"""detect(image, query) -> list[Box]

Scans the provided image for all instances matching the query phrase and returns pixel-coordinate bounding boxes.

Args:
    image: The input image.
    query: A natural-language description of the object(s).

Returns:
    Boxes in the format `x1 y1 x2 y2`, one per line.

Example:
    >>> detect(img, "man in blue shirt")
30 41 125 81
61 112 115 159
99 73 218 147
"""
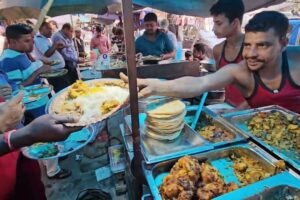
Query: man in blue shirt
135 13 175 60
0 24 51 117
0 24 72 180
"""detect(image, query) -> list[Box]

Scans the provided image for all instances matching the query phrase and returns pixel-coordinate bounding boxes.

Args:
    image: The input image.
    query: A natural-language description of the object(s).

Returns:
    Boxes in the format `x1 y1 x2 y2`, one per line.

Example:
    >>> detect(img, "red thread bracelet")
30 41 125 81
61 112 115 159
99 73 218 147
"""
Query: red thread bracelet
4 130 15 150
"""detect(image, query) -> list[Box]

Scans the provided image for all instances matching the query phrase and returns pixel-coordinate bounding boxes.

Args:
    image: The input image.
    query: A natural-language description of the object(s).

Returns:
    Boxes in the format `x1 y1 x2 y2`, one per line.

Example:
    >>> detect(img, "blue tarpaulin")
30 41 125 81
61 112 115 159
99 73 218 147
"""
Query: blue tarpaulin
0 0 285 20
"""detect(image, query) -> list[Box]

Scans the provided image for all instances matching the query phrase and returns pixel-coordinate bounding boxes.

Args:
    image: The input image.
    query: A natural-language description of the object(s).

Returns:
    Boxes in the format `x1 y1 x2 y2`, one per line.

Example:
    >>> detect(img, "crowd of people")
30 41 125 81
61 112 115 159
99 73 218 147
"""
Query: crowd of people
0 0 300 199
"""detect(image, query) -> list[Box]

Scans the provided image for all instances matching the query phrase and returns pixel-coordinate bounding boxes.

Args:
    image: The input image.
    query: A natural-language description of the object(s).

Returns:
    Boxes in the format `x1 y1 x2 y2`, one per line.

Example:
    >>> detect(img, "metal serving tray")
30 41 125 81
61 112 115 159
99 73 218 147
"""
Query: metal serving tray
215 172 300 200
245 184 300 200
185 106 248 148
143 143 279 200
222 105 300 171
124 114 212 164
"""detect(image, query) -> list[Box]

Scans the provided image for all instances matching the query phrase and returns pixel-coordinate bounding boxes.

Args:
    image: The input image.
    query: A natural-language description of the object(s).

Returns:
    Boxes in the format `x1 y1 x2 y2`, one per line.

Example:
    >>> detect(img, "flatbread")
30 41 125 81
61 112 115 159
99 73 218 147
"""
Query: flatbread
147 100 186 118
48 79 129 126
145 128 181 141
147 121 185 134
147 111 186 125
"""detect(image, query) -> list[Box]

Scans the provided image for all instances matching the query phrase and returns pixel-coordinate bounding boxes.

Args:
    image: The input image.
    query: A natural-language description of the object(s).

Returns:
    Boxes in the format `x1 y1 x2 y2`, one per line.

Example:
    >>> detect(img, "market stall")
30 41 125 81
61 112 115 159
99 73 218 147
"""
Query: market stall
1 0 299 200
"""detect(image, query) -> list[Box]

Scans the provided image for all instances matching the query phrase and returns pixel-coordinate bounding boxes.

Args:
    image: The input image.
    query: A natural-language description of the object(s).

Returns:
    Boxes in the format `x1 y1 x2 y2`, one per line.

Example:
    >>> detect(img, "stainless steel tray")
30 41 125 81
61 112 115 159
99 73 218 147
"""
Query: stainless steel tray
125 114 212 164
222 105 300 171
215 172 300 200
245 184 300 200
143 143 280 200
185 106 248 147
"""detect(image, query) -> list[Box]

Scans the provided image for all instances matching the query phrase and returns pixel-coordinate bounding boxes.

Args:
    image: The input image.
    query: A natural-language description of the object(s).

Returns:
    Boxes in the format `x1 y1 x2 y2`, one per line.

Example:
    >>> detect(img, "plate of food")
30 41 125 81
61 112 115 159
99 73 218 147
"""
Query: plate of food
14 84 53 104
141 55 162 65
22 126 95 160
49 60 61 66
40 68 68 78
47 79 129 126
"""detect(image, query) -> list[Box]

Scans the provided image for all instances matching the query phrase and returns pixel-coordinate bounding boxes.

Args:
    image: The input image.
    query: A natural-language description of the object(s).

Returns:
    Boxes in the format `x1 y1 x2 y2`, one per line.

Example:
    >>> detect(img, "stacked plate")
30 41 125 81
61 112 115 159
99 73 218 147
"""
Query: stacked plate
145 100 186 140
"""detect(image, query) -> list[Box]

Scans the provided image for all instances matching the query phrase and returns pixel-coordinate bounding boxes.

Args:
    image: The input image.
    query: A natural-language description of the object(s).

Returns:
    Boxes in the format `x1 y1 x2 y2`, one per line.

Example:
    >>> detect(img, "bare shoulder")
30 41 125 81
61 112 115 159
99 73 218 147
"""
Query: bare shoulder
226 61 252 90
213 41 225 67
213 41 224 56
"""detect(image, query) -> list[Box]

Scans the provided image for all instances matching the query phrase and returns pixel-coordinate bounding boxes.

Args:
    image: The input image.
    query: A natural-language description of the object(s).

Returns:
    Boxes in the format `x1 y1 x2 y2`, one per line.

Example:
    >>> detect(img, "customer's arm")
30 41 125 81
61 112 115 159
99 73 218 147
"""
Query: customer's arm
0 114 81 156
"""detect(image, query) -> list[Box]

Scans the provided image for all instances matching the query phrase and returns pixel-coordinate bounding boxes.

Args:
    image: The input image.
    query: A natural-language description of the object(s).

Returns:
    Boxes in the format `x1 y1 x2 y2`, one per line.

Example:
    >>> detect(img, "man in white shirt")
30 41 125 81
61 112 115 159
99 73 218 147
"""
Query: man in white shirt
34 22 65 69
34 21 69 91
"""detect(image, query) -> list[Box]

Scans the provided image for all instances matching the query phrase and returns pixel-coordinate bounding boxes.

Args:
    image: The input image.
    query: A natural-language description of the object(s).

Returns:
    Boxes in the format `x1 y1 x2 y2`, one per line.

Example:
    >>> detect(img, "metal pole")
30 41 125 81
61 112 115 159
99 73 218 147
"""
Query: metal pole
121 0 144 199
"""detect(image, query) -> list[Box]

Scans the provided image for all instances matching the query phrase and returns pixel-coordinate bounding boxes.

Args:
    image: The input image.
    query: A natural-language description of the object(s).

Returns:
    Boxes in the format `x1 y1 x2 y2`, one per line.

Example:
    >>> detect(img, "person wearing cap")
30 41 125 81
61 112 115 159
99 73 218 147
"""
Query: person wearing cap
160 19 177 51
73 28 86 58
135 13 175 60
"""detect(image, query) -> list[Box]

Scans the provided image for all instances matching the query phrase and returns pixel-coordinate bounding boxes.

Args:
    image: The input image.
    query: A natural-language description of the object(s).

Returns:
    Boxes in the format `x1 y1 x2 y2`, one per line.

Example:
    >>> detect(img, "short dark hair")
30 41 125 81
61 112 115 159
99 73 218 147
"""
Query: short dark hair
193 43 206 53
39 21 49 30
245 11 289 39
62 23 72 30
6 23 33 40
210 0 245 23
185 50 192 58
144 13 158 23
115 28 123 36
96 25 103 33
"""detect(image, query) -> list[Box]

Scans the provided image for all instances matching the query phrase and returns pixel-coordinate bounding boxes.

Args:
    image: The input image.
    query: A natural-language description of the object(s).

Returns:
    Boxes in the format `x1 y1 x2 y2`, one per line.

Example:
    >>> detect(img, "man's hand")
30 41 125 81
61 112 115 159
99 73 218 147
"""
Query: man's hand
78 57 85 63
119 72 157 98
25 114 82 143
37 65 52 74
0 85 12 100
0 92 24 132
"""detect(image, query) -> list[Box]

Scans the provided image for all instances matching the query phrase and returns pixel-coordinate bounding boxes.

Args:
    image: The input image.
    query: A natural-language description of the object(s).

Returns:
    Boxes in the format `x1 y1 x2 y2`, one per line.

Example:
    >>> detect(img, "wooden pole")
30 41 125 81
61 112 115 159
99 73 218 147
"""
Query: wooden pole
34 0 54 32
121 0 144 199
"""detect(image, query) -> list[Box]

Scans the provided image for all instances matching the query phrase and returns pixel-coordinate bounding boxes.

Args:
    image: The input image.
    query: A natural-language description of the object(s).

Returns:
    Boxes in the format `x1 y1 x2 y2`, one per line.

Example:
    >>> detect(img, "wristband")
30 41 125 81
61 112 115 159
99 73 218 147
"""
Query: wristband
4 130 15 150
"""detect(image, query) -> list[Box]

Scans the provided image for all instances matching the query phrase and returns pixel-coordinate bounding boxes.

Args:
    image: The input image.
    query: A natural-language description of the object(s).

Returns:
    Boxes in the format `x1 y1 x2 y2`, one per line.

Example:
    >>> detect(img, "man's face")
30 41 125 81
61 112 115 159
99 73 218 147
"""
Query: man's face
75 30 81 38
40 23 52 38
10 34 34 53
193 49 205 60
144 21 158 35
243 28 285 71
212 14 235 38
64 28 73 39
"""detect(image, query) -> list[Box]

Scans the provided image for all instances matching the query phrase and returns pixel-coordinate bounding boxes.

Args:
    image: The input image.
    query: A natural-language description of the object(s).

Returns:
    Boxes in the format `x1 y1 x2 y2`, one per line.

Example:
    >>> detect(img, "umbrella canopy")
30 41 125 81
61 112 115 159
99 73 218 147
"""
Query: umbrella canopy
0 0 120 20
132 0 285 17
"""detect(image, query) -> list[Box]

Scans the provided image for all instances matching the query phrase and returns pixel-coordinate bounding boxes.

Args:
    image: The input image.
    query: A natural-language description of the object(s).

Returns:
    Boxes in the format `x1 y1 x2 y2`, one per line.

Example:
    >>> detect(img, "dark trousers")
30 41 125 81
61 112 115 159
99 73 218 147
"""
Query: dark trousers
47 72 70 93
65 61 79 85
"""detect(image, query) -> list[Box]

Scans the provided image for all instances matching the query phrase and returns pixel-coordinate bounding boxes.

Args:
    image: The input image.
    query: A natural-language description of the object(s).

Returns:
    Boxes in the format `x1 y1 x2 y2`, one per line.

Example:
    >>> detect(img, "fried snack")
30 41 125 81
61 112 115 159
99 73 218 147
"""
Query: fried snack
160 156 201 200
197 163 238 200
198 125 236 143
231 154 273 186
248 111 300 154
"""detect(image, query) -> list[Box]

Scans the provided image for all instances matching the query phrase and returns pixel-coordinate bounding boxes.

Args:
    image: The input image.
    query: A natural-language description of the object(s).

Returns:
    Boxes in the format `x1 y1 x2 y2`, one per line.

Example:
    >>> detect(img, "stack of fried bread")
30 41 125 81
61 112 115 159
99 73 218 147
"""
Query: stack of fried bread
145 100 186 140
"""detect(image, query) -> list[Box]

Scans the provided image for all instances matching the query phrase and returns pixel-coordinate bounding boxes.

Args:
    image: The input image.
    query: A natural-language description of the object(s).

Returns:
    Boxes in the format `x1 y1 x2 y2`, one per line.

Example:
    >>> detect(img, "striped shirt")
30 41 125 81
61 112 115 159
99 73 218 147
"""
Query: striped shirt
0 49 47 110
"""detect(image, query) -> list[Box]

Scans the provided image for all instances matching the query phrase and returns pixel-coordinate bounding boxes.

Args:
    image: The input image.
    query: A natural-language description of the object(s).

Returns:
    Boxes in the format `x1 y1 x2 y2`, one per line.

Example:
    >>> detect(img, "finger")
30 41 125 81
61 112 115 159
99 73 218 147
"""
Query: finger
119 72 128 83
53 114 80 124
120 72 147 88
138 87 152 99
9 91 24 105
